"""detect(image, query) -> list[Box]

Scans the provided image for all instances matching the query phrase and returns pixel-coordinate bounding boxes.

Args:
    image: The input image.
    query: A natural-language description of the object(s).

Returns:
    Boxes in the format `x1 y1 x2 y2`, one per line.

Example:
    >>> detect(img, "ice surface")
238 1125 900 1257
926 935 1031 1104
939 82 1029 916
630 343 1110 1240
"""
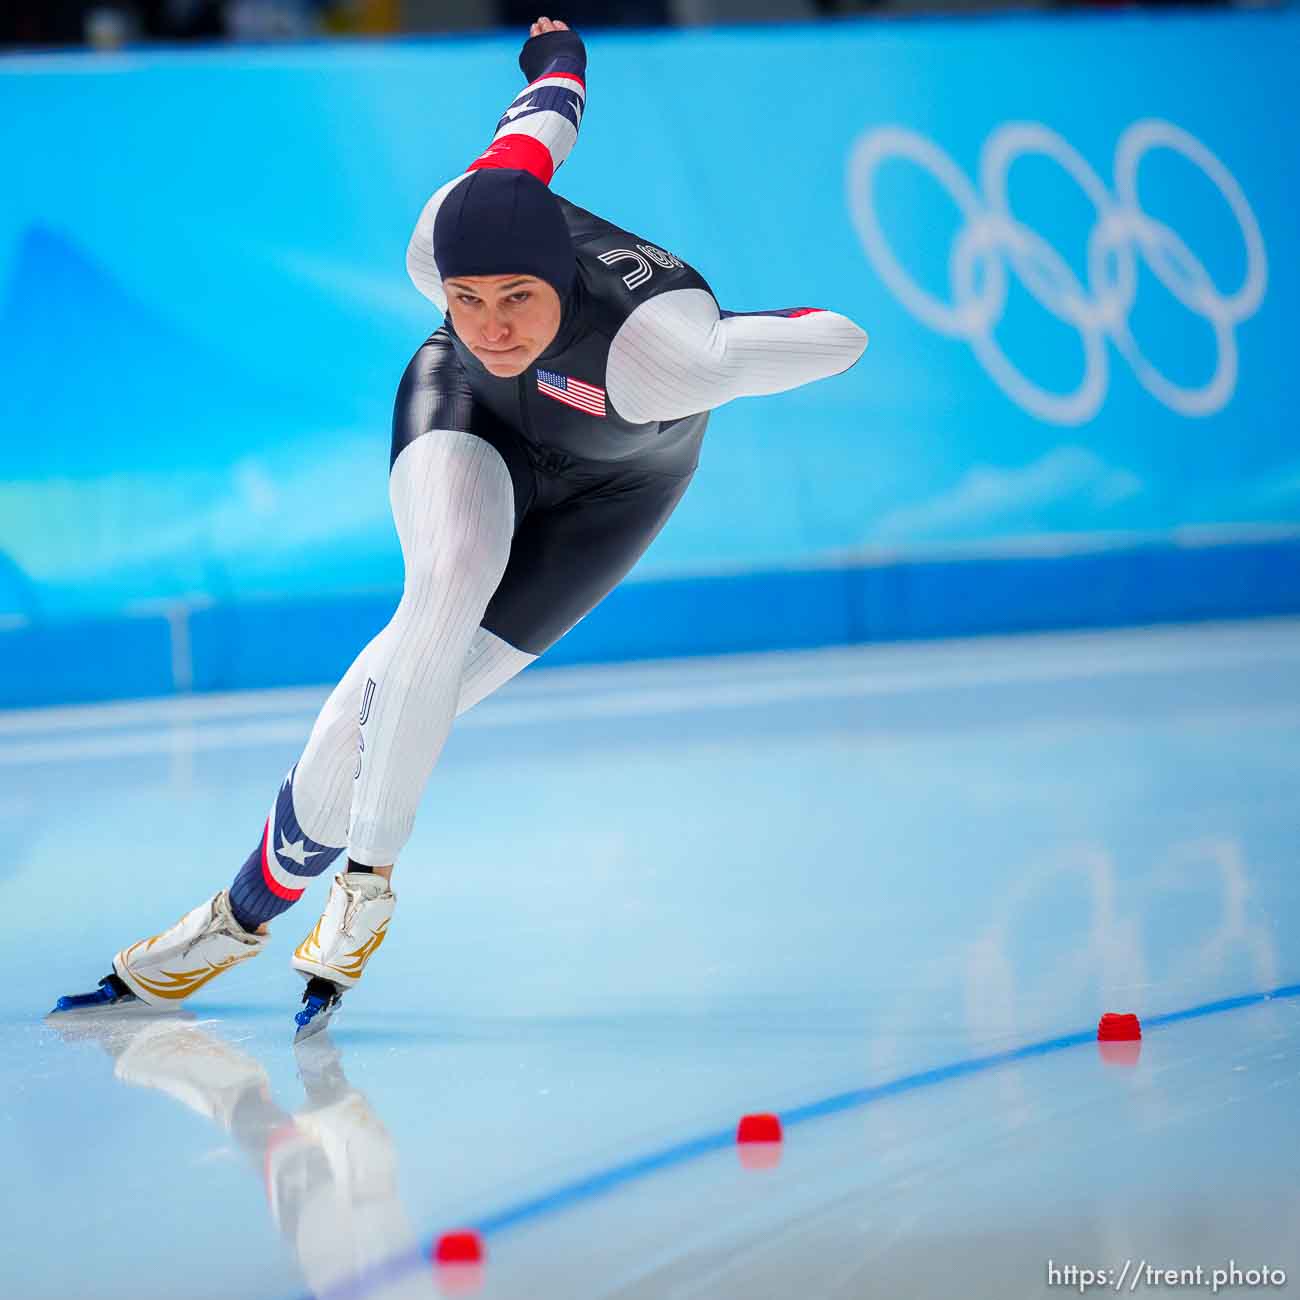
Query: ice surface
3 621 1298 1299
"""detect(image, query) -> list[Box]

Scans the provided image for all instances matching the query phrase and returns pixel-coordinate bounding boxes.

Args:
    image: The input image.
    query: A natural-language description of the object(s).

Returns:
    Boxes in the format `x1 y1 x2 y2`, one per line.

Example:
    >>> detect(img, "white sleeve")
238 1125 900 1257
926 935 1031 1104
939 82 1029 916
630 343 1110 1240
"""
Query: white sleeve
605 288 869 425
405 173 472 314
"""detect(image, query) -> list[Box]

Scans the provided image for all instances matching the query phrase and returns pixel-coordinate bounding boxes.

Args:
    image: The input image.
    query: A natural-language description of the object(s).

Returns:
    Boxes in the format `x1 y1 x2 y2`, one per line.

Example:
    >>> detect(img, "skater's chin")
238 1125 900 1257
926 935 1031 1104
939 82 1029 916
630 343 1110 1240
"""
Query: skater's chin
476 345 531 376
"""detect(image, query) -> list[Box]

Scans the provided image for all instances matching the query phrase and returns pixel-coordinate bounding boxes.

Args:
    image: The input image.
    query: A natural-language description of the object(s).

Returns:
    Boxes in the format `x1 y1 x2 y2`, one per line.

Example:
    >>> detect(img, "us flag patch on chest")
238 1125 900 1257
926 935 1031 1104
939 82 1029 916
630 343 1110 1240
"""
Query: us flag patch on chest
536 369 607 417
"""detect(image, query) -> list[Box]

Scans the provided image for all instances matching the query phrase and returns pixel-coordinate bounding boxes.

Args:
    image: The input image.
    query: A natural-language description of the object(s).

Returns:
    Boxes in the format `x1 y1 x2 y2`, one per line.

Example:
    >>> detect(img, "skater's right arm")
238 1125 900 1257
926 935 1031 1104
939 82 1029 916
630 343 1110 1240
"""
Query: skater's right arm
406 18 587 312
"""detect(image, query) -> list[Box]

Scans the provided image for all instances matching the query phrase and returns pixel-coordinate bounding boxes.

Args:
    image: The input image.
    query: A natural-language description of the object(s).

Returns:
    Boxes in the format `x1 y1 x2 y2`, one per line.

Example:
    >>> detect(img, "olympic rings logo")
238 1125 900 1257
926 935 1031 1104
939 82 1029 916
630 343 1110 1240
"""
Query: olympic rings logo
846 121 1268 424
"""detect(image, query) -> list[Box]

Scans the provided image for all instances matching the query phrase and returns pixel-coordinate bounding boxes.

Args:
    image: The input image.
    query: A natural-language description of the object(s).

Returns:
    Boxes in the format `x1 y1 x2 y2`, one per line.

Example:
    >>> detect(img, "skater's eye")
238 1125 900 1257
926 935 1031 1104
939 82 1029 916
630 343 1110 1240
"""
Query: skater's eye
507 291 531 304
455 293 482 306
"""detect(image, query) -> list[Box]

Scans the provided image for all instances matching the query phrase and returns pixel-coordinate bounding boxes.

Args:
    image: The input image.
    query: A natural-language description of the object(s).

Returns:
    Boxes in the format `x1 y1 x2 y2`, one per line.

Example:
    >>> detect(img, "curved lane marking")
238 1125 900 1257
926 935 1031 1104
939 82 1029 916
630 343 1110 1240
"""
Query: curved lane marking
305 981 1300 1300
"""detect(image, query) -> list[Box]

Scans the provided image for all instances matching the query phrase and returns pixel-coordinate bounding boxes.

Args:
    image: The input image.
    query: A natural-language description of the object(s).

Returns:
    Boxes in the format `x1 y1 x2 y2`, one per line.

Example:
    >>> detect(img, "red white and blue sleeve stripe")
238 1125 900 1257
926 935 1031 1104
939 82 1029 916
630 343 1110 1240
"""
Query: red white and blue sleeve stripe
406 53 587 309
469 57 586 185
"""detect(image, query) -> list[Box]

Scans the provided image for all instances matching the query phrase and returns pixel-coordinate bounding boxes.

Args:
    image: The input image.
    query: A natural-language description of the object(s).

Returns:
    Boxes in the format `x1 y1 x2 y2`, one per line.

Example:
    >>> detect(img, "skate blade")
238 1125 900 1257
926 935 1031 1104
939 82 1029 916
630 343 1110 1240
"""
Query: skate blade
48 974 177 1019
293 1004 338 1042
293 996 341 1042
45 998 178 1022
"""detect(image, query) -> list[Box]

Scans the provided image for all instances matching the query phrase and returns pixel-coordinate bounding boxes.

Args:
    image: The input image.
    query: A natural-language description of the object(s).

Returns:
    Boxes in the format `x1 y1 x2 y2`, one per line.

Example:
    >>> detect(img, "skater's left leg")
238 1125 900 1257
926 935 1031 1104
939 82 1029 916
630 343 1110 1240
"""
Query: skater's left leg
456 625 538 718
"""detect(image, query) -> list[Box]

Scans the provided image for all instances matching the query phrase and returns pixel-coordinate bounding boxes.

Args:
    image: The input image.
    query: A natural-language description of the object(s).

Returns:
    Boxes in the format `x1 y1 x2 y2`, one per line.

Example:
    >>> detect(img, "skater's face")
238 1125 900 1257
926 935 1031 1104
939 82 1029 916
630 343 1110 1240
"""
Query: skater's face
445 274 563 377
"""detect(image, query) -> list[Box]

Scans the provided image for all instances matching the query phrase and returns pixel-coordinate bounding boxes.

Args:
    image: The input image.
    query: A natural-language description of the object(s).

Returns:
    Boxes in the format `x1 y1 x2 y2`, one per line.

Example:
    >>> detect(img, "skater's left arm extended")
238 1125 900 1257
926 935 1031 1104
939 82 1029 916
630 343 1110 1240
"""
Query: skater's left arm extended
605 290 869 425
406 19 586 312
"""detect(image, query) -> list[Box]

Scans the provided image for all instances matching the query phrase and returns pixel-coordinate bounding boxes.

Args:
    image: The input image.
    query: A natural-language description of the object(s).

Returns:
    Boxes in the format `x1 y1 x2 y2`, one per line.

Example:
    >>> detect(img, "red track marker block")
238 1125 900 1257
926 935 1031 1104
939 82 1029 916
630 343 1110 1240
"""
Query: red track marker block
434 1231 484 1264
433 1231 485 1296
737 1112 783 1167
1097 1012 1142 1042
737 1112 783 1144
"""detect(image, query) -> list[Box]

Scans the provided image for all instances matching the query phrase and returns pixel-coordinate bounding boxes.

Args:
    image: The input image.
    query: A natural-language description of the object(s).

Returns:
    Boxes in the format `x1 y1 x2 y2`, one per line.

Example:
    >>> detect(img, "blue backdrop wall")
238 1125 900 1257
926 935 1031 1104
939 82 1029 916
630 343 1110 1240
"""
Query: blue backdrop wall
2 10 1298 706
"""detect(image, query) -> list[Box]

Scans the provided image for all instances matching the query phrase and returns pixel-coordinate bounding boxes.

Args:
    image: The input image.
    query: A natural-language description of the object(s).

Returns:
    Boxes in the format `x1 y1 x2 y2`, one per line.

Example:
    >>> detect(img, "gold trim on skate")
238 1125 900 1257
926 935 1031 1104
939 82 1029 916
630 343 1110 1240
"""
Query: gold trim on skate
295 918 390 982
331 920 389 981
294 918 324 965
118 947 254 1001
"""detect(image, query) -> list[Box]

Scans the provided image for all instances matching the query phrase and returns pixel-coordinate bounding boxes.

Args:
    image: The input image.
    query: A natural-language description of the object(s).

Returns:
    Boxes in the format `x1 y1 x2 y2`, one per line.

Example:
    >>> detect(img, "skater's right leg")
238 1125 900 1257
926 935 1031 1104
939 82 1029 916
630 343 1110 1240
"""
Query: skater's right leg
291 428 517 1034
240 621 536 883
55 621 534 1014
62 616 536 1014
223 591 537 936
56 349 535 1014
274 328 535 884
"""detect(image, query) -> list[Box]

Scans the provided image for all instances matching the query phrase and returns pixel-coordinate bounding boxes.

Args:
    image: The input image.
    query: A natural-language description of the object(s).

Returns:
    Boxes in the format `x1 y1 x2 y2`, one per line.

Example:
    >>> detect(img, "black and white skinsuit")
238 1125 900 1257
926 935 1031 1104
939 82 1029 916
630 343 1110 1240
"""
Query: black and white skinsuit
279 26 869 872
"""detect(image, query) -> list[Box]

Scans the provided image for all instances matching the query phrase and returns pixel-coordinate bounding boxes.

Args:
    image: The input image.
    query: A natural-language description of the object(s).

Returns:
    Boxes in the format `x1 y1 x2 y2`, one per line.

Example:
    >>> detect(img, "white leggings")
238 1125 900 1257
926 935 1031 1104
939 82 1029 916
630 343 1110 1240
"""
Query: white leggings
289 429 532 865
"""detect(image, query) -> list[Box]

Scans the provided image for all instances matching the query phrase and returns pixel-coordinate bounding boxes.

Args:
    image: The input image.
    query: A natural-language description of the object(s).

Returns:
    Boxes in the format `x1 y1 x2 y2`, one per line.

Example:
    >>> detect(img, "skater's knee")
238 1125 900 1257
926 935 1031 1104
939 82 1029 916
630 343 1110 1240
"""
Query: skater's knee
402 526 509 601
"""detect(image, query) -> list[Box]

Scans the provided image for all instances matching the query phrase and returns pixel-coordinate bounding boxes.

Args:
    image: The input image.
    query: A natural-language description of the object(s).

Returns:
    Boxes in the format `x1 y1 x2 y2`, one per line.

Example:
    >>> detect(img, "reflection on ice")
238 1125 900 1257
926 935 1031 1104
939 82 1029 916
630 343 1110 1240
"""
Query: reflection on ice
47 1016 439 1299
5 625 1300 1299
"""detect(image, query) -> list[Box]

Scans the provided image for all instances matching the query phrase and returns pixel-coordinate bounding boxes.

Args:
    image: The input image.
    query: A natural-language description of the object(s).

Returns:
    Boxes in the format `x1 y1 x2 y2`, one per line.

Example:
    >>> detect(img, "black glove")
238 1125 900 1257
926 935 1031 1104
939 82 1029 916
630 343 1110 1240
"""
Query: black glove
519 28 587 83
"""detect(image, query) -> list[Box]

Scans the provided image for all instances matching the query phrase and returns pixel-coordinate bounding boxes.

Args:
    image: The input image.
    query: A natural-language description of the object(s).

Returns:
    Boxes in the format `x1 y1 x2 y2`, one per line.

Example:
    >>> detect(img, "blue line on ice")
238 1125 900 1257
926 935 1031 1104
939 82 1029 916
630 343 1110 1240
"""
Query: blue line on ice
300 981 1300 1300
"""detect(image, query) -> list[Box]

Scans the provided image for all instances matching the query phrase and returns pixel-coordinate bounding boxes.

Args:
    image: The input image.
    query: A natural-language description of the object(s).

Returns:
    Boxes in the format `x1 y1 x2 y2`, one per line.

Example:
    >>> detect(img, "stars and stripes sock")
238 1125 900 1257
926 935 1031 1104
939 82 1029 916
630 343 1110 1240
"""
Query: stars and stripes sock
228 766 345 933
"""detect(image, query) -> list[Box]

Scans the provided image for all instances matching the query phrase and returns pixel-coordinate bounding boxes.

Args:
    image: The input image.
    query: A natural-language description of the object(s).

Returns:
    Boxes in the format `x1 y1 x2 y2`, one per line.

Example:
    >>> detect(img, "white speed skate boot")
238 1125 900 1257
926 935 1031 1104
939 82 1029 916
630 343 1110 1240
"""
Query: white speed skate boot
290 872 394 1040
50 890 268 1014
